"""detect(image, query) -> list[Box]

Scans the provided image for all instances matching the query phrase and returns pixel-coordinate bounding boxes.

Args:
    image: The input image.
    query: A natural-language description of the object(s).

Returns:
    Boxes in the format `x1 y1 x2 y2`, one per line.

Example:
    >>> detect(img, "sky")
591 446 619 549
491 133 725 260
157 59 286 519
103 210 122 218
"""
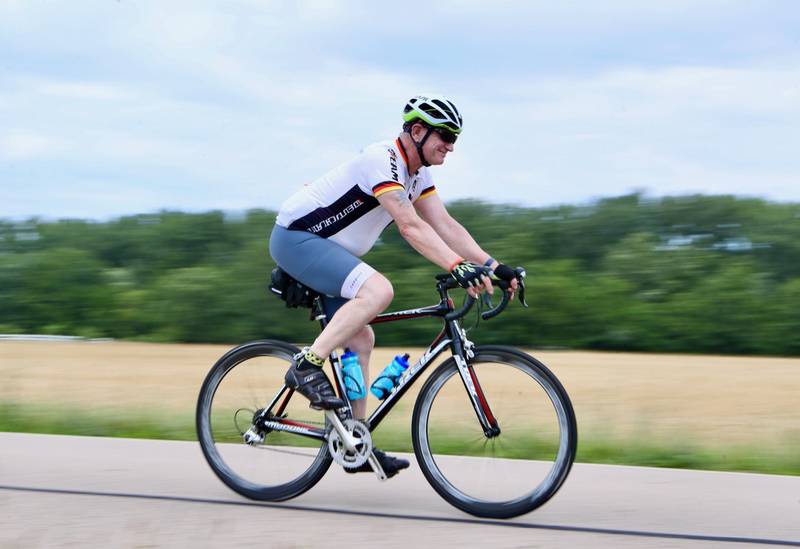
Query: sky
1 0 799 220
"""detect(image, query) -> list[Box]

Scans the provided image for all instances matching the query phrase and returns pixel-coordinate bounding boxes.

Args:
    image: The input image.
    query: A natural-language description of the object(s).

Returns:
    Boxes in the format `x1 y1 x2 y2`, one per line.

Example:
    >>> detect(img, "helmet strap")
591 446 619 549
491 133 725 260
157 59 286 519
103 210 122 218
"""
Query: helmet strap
412 127 433 167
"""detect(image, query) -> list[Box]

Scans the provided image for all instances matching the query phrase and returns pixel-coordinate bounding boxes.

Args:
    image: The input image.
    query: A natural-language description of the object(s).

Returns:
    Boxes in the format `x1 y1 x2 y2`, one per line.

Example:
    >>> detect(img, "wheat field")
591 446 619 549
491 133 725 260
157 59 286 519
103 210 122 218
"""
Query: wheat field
3 340 799 451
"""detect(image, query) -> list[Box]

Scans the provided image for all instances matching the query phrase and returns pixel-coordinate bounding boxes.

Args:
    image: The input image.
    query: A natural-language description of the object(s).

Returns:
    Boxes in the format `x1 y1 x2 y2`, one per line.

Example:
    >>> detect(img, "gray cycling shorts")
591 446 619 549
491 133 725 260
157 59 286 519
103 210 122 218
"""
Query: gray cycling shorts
269 225 376 313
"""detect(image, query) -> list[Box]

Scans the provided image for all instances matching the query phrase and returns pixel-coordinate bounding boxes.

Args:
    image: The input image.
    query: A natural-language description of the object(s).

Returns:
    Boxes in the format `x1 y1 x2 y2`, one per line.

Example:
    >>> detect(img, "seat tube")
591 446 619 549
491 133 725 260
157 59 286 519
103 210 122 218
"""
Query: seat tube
329 348 350 411
314 298 352 414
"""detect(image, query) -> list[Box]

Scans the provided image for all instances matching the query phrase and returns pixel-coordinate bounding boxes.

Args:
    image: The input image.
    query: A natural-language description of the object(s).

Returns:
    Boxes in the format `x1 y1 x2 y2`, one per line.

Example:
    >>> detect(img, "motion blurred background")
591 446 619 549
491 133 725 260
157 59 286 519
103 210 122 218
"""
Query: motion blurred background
1 1 799 474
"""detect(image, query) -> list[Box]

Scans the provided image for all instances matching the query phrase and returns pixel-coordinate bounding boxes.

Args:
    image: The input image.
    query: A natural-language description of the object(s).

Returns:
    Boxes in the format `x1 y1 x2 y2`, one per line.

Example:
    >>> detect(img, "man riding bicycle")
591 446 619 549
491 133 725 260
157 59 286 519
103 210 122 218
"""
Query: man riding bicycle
269 94 518 478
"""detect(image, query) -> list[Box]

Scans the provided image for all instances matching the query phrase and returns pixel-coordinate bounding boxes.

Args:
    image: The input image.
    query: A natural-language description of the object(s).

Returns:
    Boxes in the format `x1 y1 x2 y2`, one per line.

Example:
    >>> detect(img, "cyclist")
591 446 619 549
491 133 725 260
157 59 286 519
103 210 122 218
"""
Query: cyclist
269 94 518 477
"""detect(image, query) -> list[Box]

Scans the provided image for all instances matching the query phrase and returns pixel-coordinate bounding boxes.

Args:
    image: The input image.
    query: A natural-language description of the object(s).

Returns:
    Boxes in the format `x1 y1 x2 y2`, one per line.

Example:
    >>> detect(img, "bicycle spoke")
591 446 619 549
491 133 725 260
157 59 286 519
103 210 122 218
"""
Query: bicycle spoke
413 348 576 518
254 445 324 458
197 341 332 501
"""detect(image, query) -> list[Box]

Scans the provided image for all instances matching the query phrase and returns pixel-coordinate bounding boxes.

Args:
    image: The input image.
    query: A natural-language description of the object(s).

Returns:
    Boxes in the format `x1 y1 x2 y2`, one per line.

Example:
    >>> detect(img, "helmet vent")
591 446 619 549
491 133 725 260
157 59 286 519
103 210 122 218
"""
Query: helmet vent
402 94 463 134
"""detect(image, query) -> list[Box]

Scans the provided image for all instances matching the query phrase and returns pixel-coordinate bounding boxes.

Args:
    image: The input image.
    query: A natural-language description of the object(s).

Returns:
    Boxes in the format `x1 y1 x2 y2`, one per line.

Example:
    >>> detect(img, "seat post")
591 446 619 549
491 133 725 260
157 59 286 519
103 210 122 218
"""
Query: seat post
312 297 328 328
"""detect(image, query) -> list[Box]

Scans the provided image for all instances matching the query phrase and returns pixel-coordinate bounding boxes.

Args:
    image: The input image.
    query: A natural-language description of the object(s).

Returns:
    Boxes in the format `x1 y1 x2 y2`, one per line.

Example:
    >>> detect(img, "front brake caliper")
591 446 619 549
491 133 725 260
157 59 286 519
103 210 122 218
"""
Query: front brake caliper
460 327 476 360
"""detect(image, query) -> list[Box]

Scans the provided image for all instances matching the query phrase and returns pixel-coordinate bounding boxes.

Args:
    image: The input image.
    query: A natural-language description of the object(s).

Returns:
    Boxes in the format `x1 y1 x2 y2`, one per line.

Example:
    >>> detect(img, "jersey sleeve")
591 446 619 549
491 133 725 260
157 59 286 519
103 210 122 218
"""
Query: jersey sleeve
357 144 405 198
414 169 437 202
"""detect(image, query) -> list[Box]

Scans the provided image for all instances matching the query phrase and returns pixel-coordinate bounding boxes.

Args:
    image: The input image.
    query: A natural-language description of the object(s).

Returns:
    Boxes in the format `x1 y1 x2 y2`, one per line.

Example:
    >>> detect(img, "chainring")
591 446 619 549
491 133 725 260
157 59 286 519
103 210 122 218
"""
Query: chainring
327 419 373 469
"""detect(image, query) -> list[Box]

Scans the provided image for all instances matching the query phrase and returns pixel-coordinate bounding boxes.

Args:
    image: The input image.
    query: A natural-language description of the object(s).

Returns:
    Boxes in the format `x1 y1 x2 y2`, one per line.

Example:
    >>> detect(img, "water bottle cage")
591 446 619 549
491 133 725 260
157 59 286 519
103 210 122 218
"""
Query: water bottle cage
371 374 397 400
343 372 365 399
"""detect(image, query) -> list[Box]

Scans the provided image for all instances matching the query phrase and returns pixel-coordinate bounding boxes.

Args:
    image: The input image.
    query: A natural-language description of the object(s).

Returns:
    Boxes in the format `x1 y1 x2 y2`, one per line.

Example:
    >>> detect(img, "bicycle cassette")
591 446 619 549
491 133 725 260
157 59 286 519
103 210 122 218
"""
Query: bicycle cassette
327 419 372 469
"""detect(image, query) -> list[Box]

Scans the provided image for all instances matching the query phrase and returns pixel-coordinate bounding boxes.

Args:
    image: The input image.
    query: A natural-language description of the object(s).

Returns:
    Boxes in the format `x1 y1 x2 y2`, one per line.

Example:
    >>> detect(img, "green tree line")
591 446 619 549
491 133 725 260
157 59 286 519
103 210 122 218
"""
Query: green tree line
1 193 799 356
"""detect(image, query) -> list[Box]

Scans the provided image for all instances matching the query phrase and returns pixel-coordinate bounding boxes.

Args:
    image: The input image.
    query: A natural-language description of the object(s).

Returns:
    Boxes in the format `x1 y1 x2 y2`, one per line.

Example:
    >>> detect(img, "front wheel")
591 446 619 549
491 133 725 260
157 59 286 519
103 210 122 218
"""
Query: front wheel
412 345 577 518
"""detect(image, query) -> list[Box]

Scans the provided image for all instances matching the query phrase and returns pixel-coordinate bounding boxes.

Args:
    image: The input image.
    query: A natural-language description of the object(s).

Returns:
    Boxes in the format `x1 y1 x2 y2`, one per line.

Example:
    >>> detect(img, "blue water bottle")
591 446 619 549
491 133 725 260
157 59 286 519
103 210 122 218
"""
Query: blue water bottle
341 348 366 400
370 353 410 400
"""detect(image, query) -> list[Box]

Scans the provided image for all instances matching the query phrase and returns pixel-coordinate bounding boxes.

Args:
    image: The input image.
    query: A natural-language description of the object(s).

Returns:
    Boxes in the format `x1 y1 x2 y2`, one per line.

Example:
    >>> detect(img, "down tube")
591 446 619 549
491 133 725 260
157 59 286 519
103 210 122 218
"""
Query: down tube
367 336 452 429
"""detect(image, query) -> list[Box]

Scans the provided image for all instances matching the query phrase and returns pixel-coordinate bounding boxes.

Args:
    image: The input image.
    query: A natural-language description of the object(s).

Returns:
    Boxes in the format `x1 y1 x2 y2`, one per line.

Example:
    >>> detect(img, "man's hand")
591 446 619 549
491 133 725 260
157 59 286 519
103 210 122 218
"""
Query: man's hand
490 262 519 299
450 260 493 298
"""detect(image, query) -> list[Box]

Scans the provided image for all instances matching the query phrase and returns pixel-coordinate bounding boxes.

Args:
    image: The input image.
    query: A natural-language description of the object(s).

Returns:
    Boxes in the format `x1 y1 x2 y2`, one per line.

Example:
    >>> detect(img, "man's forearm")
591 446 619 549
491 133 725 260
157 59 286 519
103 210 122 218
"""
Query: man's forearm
398 218 462 271
437 218 493 266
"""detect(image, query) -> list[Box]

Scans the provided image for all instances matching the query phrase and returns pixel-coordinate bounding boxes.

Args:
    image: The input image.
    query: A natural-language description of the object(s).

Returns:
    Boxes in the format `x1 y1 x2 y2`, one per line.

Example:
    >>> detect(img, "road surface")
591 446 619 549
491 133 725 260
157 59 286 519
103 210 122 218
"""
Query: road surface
1 433 798 548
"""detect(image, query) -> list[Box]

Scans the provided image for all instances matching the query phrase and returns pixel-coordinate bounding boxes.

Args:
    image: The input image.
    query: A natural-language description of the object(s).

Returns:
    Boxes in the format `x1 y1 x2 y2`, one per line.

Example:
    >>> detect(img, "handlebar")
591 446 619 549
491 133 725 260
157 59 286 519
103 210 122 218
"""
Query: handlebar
440 267 528 321
444 294 476 321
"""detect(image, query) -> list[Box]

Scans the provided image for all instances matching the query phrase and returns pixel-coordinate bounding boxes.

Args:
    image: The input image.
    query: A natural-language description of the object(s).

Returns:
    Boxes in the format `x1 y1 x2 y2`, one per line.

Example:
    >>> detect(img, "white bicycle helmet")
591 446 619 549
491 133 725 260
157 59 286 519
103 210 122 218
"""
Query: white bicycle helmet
402 94 463 166
402 94 463 135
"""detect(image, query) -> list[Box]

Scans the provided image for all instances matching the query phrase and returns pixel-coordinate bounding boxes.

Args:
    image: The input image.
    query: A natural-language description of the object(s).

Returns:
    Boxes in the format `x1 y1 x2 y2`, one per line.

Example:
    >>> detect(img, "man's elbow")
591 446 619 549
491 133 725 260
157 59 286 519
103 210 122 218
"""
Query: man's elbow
397 217 423 241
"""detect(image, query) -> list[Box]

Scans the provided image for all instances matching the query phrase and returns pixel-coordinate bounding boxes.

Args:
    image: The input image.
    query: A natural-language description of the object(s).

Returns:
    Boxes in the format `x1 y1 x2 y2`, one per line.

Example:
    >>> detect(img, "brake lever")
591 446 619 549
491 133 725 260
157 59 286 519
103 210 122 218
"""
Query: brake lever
474 268 527 321
515 267 528 308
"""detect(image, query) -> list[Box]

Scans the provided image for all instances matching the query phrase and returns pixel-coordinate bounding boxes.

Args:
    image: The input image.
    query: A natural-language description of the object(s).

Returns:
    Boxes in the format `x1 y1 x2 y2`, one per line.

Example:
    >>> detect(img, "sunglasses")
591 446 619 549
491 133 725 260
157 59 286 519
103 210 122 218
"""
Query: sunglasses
432 127 458 144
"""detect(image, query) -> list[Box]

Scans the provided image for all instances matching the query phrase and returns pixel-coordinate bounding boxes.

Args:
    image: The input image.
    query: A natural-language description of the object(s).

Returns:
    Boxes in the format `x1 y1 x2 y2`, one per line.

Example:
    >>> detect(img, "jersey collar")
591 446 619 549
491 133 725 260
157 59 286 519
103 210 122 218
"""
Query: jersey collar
395 138 416 175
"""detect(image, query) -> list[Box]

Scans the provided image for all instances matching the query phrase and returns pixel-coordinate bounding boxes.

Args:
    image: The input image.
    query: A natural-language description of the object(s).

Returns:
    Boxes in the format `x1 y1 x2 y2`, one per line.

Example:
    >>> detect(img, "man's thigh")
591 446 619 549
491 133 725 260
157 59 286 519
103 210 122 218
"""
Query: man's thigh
269 225 376 299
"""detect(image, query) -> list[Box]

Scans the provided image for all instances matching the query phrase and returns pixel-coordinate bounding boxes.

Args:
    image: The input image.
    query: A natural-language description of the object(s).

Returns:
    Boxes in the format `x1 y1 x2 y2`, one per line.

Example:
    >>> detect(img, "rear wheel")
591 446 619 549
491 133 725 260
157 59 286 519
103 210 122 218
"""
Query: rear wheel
412 345 577 518
196 340 332 501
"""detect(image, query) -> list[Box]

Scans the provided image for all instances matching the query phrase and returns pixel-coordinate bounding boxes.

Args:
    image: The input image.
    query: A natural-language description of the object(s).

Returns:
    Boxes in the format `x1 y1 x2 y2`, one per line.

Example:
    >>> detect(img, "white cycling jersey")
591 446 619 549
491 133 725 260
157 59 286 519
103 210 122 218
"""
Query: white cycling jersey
275 138 437 257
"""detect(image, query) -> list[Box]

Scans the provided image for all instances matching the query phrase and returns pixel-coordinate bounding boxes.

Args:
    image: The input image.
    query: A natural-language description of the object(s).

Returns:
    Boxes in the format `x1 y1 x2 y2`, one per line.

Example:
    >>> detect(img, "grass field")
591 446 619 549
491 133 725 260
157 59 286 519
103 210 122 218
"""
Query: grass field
2 340 799 474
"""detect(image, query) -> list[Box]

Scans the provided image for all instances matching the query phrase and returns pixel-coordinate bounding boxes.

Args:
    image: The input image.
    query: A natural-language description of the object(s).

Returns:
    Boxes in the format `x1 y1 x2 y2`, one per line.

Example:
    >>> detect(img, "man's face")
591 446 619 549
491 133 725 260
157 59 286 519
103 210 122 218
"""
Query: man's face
413 124 456 165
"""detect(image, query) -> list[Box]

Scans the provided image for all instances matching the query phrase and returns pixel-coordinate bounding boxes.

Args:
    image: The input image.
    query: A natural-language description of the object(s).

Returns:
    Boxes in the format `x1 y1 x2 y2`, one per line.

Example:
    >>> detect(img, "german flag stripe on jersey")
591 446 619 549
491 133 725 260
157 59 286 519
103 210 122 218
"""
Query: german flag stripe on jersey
395 138 409 166
372 181 404 198
415 185 437 202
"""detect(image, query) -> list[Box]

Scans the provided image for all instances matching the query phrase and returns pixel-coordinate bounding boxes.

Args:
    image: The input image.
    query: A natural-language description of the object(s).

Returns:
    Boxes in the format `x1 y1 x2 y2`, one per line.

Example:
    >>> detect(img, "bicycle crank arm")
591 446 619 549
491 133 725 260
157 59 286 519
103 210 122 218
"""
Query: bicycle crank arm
324 410 359 453
367 452 388 481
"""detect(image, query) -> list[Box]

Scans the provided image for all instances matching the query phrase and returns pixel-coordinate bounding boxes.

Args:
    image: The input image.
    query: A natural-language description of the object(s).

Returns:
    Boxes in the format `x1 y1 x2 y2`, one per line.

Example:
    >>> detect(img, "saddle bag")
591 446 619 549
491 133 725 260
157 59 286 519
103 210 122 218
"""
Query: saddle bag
269 267 318 308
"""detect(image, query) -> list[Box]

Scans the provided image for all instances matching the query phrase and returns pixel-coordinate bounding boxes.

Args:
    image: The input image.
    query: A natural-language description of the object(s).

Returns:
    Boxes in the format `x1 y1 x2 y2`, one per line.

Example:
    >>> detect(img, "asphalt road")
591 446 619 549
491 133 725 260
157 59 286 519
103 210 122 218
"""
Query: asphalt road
1 433 799 548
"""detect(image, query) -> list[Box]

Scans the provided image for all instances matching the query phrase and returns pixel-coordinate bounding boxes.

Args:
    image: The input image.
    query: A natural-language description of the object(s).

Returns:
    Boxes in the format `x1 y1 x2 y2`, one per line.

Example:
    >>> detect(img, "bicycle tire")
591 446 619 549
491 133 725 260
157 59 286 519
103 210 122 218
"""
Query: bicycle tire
196 339 332 501
412 345 577 518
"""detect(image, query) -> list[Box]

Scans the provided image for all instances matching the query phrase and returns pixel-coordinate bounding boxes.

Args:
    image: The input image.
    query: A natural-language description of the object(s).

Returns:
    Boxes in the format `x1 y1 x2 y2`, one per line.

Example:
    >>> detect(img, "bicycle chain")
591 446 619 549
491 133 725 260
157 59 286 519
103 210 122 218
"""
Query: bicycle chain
242 409 371 468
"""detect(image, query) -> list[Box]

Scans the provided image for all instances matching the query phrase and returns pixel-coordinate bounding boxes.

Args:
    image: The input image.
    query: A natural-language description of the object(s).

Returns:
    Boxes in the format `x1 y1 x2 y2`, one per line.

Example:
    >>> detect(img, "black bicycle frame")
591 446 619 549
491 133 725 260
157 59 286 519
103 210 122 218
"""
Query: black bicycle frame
262 279 500 441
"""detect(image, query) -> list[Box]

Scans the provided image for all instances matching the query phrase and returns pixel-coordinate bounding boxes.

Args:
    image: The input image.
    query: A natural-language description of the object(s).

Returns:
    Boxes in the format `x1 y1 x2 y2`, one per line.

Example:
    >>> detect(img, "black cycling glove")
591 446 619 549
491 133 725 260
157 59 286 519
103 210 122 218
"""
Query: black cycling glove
491 263 516 282
450 260 490 289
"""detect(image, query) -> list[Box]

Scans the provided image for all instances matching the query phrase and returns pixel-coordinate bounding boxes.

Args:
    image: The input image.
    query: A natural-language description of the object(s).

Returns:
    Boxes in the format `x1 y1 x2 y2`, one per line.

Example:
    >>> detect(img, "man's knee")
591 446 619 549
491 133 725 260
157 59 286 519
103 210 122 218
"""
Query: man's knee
358 273 393 311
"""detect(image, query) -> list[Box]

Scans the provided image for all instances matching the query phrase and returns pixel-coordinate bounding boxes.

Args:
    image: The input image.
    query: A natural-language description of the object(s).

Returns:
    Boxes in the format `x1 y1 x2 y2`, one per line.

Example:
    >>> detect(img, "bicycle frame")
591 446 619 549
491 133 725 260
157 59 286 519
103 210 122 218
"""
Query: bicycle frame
260 279 500 441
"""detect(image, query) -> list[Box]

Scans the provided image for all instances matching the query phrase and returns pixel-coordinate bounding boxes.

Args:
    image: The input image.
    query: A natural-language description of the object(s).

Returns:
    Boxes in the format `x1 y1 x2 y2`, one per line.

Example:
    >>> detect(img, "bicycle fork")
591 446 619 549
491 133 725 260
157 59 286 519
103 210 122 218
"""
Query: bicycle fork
453 355 501 437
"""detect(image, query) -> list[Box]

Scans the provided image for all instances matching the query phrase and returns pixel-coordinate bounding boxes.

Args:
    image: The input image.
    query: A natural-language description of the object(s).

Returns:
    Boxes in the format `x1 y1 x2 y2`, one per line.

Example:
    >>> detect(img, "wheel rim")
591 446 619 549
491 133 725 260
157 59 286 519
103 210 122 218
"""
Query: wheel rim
416 353 574 508
198 347 329 495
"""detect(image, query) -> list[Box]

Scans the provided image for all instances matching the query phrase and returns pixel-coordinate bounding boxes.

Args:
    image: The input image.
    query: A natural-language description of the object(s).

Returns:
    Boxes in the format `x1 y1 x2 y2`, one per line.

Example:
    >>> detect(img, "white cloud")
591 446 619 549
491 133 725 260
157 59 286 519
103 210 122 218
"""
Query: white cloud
0 131 66 160
37 81 138 102
1 1 799 219
441 62 800 205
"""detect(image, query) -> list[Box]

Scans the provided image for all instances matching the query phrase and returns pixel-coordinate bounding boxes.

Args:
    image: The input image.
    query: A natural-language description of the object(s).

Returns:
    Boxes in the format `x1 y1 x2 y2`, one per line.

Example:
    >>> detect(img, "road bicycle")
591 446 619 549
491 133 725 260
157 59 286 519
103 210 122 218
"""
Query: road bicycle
196 268 577 519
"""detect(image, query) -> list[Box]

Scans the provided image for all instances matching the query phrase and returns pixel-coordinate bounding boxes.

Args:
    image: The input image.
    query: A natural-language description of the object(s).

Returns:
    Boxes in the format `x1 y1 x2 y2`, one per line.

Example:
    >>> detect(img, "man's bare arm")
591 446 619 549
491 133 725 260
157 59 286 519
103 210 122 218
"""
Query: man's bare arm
376 189 462 271
414 193 495 268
